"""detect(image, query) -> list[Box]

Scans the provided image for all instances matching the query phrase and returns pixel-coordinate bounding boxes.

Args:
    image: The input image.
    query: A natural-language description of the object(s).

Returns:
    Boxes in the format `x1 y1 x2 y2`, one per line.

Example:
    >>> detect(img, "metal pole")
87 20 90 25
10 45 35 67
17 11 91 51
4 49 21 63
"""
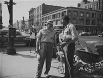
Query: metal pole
5 0 16 55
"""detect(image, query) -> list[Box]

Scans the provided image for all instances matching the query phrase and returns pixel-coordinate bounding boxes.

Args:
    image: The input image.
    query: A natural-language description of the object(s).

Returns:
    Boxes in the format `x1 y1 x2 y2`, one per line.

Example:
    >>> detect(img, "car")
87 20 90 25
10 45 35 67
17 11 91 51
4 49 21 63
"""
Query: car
0 29 30 46
98 32 103 37
79 32 89 36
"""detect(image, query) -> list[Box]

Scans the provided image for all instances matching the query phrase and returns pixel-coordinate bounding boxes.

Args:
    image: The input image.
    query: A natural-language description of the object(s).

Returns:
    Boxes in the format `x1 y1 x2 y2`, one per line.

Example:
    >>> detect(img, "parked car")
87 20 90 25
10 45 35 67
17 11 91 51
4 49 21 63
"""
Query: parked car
98 32 103 37
79 32 90 36
0 29 30 46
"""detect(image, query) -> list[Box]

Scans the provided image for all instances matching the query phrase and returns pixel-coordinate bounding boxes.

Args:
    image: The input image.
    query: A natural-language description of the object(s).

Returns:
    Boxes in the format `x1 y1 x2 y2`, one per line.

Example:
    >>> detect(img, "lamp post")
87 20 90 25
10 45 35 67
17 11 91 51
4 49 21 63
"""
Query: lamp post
4 0 16 55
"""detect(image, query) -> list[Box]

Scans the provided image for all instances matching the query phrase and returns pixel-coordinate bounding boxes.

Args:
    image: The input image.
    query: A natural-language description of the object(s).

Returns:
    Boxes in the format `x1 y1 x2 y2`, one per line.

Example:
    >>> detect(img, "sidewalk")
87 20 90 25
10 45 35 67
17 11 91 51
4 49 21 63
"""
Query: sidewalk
0 51 64 78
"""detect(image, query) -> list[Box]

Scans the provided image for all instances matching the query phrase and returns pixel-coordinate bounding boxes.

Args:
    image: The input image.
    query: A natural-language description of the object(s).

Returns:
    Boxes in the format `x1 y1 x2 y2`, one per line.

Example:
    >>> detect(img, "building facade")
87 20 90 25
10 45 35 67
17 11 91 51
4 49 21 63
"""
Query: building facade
78 0 102 10
42 7 102 33
13 19 29 31
0 3 2 29
29 8 35 27
29 3 64 27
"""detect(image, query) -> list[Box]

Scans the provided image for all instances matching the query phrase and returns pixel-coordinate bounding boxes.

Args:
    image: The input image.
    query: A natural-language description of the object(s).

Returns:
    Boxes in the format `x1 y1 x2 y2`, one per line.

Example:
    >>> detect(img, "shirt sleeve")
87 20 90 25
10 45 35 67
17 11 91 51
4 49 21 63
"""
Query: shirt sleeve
70 24 78 41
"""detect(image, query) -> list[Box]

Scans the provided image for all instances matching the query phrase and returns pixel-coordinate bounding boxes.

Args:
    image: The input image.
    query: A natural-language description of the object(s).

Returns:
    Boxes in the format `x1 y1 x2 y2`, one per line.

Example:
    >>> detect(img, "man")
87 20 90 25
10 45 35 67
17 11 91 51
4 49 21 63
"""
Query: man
35 20 56 78
59 15 78 78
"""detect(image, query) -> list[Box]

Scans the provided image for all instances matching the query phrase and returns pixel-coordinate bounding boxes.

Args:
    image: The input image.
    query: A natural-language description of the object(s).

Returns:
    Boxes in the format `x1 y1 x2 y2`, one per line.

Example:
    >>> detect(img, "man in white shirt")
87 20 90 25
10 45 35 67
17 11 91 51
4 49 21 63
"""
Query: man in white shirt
60 15 78 78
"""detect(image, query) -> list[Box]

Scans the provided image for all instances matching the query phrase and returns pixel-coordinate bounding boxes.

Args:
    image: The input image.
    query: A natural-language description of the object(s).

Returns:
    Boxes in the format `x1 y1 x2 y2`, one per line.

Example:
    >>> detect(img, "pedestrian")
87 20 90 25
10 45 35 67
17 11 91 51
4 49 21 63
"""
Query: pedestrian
30 27 36 47
35 20 56 78
59 15 78 78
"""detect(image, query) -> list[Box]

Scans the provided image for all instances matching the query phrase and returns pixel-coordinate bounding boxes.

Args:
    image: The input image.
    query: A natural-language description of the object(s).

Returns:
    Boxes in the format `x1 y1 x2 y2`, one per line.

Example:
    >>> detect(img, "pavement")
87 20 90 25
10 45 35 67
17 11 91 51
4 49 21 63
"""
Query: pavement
0 51 64 78
0 39 103 78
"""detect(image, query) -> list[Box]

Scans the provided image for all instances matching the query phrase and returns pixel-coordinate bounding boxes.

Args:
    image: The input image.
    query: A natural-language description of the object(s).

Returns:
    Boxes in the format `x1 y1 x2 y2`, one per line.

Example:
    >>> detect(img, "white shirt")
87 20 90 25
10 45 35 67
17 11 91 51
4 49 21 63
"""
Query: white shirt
30 32 36 39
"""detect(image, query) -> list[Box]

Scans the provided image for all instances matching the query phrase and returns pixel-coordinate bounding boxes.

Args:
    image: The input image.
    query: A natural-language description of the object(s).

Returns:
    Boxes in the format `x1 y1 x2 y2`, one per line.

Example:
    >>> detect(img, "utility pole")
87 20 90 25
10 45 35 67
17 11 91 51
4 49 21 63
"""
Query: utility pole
4 0 16 55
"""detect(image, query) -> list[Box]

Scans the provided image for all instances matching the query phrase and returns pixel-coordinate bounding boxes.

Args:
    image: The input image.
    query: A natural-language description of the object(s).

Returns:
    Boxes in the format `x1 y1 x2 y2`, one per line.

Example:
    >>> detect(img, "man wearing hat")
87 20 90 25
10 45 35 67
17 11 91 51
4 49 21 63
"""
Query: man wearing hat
35 20 56 78
60 15 78 78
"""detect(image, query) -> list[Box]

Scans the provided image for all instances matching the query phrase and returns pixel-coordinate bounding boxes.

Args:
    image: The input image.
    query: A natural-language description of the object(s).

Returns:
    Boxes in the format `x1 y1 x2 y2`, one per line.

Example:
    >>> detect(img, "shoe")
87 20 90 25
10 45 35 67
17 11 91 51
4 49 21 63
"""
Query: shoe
44 74 49 78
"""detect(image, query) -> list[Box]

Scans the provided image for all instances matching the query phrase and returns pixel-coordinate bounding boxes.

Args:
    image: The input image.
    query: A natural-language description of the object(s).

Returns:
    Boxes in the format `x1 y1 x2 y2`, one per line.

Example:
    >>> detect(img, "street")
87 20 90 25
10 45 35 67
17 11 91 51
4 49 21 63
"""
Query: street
0 36 103 78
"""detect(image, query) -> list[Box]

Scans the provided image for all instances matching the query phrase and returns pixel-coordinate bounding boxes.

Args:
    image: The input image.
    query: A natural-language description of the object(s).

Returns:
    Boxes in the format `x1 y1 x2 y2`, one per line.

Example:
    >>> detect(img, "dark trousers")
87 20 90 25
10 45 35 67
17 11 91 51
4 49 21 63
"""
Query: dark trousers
63 43 75 78
36 42 53 77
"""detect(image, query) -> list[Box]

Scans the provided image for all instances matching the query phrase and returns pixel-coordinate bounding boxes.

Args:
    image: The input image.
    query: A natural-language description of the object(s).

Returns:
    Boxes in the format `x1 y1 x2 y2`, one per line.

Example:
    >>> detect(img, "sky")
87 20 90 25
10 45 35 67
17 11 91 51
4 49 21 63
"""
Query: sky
1 0 93 27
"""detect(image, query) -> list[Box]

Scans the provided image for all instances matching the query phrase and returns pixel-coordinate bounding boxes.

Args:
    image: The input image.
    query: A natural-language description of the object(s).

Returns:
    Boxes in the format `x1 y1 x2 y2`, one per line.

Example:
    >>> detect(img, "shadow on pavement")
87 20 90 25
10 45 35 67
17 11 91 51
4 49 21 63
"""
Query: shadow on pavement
11 53 37 59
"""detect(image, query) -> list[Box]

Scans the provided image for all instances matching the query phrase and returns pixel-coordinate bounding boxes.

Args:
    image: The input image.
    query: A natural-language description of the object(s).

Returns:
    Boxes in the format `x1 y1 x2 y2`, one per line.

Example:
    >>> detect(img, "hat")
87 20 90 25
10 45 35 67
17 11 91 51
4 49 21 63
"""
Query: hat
46 20 53 25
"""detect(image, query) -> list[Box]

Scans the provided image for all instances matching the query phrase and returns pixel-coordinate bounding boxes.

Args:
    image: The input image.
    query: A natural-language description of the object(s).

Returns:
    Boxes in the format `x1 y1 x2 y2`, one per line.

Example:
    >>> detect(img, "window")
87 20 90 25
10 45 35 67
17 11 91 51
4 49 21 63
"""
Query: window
72 18 77 24
79 18 84 25
80 11 84 17
92 13 96 18
42 17 44 21
45 17 47 20
92 20 96 25
67 10 71 15
73 10 78 16
86 12 90 18
97 19 101 25
62 11 66 17
97 13 101 18
52 14 56 19
86 19 90 25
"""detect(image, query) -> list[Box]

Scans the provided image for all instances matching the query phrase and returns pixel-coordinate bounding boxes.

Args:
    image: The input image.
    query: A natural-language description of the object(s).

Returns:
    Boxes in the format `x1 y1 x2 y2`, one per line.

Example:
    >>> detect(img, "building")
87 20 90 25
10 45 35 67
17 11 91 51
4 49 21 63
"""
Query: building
29 8 35 27
13 19 29 31
78 0 103 31
42 7 102 33
0 3 2 29
29 3 64 27
78 0 102 10
13 20 19 29
77 0 91 8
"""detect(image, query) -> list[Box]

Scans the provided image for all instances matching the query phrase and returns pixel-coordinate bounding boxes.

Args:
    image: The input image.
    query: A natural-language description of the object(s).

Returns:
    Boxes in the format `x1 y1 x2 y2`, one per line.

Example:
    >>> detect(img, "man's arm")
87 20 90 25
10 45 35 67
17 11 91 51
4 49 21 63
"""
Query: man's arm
68 24 78 44
36 30 42 53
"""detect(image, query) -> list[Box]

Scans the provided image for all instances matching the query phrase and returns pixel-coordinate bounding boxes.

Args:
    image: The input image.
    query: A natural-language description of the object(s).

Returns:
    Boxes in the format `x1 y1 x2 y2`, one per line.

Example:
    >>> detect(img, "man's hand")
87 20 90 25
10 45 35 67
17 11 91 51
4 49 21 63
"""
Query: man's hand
35 48 40 54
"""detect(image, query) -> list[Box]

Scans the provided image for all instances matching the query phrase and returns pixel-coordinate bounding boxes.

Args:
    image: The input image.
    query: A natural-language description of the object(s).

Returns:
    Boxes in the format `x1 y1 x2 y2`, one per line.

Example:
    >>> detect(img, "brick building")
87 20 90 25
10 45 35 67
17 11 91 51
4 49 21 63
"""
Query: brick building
78 0 103 31
42 7 102 33
29 3 64 27
78 0 102 10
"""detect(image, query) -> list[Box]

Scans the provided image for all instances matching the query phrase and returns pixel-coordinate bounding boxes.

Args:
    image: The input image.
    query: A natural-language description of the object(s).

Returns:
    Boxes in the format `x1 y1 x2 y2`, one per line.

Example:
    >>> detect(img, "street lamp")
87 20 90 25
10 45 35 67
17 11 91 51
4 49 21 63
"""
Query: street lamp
4 0 17 55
